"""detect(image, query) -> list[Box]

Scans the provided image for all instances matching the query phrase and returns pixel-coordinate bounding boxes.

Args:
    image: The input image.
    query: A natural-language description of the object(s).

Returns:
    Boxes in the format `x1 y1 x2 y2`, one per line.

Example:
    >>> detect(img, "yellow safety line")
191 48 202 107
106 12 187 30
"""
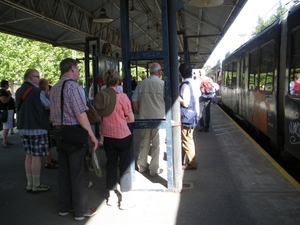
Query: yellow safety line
218 106 300 192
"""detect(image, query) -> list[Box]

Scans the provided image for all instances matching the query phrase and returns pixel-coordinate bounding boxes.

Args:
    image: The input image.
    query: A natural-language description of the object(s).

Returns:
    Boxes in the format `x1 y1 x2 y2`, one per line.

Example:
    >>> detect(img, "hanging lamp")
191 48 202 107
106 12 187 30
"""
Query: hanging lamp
93 0 113 23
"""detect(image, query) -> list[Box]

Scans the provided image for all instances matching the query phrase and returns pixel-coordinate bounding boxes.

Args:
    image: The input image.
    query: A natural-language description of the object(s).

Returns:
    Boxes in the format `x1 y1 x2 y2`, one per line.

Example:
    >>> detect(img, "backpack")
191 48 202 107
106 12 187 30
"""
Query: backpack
201 79 214 95
180 81 197 128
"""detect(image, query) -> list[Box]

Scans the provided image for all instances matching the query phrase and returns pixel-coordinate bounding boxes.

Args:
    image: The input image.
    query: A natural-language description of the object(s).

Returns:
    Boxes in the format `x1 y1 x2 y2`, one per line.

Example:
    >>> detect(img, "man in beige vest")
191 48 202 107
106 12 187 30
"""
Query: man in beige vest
132 62 165 176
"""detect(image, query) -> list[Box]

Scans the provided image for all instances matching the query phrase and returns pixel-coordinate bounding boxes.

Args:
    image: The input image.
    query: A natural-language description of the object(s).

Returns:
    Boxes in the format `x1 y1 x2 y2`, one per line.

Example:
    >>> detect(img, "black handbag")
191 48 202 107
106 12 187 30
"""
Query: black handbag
60 80 89 146
0 109 8 123
61 125 89 147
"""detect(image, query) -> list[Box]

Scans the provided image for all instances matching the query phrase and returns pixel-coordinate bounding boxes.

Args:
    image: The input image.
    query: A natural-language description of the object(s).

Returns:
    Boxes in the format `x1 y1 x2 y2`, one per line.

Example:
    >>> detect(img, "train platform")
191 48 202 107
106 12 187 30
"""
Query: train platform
1 105 300 225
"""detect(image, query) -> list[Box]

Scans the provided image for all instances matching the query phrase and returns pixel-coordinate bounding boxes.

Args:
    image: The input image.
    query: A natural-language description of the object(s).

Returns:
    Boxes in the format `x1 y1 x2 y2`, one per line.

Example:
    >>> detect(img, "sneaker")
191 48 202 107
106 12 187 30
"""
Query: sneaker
58 209 74 216
58 212 69 216
119 201 136 210
119 193 136 210
149 168 163 176
74 207 97 221
26 185 32 193
32 184 50 193
137 165 146 173
182 163 197 170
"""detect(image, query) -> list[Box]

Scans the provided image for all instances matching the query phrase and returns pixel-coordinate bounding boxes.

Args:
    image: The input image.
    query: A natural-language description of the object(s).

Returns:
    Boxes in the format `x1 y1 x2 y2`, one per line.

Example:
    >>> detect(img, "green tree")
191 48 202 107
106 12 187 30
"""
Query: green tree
252 3 288 36
0 32 84 91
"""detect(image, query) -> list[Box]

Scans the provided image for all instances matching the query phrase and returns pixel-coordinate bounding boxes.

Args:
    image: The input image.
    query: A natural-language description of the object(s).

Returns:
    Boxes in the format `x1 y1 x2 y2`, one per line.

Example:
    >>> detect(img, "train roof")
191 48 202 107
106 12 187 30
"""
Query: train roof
223 3 300 63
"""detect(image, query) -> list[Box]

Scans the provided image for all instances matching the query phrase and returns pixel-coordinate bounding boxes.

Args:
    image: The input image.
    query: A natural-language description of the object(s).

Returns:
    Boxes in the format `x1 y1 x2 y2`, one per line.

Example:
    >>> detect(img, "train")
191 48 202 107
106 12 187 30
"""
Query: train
219 3 300 160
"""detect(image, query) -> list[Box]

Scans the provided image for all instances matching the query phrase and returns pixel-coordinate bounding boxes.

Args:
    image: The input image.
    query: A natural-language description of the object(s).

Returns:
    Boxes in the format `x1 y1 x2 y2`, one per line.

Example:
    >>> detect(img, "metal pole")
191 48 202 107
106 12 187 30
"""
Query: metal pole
167 0 182 191
92 44 100 138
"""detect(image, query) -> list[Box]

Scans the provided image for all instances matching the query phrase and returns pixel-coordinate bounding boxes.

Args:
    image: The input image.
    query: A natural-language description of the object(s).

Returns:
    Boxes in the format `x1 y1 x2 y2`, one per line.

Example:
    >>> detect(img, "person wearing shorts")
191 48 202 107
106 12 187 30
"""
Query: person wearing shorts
15 69 51 193
0 80 15 148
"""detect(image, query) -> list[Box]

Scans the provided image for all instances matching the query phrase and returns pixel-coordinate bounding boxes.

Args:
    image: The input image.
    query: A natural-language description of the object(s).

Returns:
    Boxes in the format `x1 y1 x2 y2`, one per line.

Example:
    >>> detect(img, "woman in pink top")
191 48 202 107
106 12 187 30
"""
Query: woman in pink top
94 69 135 210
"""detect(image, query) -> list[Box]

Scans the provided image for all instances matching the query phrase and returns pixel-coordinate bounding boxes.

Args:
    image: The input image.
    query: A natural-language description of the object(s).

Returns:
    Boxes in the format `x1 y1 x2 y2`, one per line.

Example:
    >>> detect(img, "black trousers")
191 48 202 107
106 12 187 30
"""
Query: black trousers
54 130 89 217
199 96 211 129
104 134 133 192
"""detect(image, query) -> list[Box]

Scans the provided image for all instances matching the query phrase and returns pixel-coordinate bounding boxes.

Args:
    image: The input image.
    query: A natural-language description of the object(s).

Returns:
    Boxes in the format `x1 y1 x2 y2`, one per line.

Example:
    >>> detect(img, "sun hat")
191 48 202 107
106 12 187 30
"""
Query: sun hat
94 88 116 117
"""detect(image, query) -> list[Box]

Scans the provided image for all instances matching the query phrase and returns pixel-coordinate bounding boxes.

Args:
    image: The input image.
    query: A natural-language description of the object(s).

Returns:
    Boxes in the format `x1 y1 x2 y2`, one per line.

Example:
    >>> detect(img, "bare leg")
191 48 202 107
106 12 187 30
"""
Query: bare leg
46 147 53 164
2 129 9 145
31 155 42 175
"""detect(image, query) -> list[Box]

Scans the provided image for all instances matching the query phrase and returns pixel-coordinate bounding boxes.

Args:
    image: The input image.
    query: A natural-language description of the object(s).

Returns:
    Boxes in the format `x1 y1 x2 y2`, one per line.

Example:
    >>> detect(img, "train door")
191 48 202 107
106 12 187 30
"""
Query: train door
246 48 259 125
221 63 230 107
259 41 277 139
284 7 300 159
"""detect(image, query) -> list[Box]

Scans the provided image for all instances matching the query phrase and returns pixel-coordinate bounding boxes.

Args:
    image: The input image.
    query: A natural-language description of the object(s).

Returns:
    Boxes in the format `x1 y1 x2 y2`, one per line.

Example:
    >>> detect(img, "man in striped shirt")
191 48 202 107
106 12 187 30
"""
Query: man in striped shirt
50 58 98 221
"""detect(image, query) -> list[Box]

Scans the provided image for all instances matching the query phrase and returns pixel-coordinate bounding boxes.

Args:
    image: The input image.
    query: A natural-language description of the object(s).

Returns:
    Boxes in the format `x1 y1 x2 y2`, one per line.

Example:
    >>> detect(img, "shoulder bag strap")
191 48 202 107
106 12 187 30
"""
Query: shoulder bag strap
17 86 34 112
187 82 196 109
180 81 195 107
60 80 75 125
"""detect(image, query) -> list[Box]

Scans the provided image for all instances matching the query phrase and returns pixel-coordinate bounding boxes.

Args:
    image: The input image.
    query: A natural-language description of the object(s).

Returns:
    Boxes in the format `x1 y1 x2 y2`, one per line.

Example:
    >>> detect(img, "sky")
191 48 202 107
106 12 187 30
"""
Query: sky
205 0 293 68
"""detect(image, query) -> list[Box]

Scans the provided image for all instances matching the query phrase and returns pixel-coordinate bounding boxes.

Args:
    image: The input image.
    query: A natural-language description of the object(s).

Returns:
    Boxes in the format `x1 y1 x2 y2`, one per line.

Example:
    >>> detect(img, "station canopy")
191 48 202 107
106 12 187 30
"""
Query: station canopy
0 0 247 68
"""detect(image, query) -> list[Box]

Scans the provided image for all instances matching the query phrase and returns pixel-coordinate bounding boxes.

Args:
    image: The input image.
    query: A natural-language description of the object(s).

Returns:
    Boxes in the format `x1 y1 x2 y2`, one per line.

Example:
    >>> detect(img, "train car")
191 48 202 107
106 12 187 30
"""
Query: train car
219 4 300 160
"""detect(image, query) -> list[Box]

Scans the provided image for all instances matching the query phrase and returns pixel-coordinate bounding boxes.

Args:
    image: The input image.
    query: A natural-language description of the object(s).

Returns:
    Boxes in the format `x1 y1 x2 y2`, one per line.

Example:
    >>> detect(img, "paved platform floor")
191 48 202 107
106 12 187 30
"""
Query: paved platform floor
1 105 300 225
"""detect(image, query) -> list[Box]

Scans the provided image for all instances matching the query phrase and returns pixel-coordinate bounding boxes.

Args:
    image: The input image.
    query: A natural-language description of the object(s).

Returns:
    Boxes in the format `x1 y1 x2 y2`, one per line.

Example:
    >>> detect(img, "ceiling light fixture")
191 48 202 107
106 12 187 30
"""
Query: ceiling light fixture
93 8 113 23
194 52 200 59
93 0 113 23
130 0 135 13
189 0 224 7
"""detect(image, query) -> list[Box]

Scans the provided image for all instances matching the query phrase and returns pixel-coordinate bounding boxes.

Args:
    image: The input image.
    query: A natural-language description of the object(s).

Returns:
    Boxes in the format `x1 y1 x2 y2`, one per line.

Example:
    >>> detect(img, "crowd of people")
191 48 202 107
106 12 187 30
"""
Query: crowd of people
0 58 223 221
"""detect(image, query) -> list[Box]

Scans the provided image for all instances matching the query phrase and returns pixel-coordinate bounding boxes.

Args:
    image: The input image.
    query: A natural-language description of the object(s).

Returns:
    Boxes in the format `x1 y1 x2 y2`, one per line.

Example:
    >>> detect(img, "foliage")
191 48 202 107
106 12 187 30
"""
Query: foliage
0 32 84 91
252 3 288 36
130 66 147 81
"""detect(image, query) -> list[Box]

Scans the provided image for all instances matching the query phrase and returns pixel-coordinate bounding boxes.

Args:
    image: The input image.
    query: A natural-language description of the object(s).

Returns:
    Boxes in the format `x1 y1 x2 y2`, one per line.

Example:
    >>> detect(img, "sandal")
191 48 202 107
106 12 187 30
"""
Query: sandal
45 162 58 169
6 141 14 145
2 143 10 148
51 159 58 165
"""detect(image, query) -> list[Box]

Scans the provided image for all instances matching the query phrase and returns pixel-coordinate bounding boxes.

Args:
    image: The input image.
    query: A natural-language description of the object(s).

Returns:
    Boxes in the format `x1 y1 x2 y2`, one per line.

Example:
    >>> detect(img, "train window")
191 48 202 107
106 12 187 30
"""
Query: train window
223 64 231 87
249 48 259 91
260 41 275 94
232 62 237 89
289 28 300 96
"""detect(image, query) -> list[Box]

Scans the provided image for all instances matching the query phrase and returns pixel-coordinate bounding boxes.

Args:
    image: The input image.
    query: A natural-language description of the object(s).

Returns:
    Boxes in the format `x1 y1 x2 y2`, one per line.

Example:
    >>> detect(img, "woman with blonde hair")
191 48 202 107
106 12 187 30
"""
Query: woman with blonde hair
39 78 58 168
95 69 135 210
